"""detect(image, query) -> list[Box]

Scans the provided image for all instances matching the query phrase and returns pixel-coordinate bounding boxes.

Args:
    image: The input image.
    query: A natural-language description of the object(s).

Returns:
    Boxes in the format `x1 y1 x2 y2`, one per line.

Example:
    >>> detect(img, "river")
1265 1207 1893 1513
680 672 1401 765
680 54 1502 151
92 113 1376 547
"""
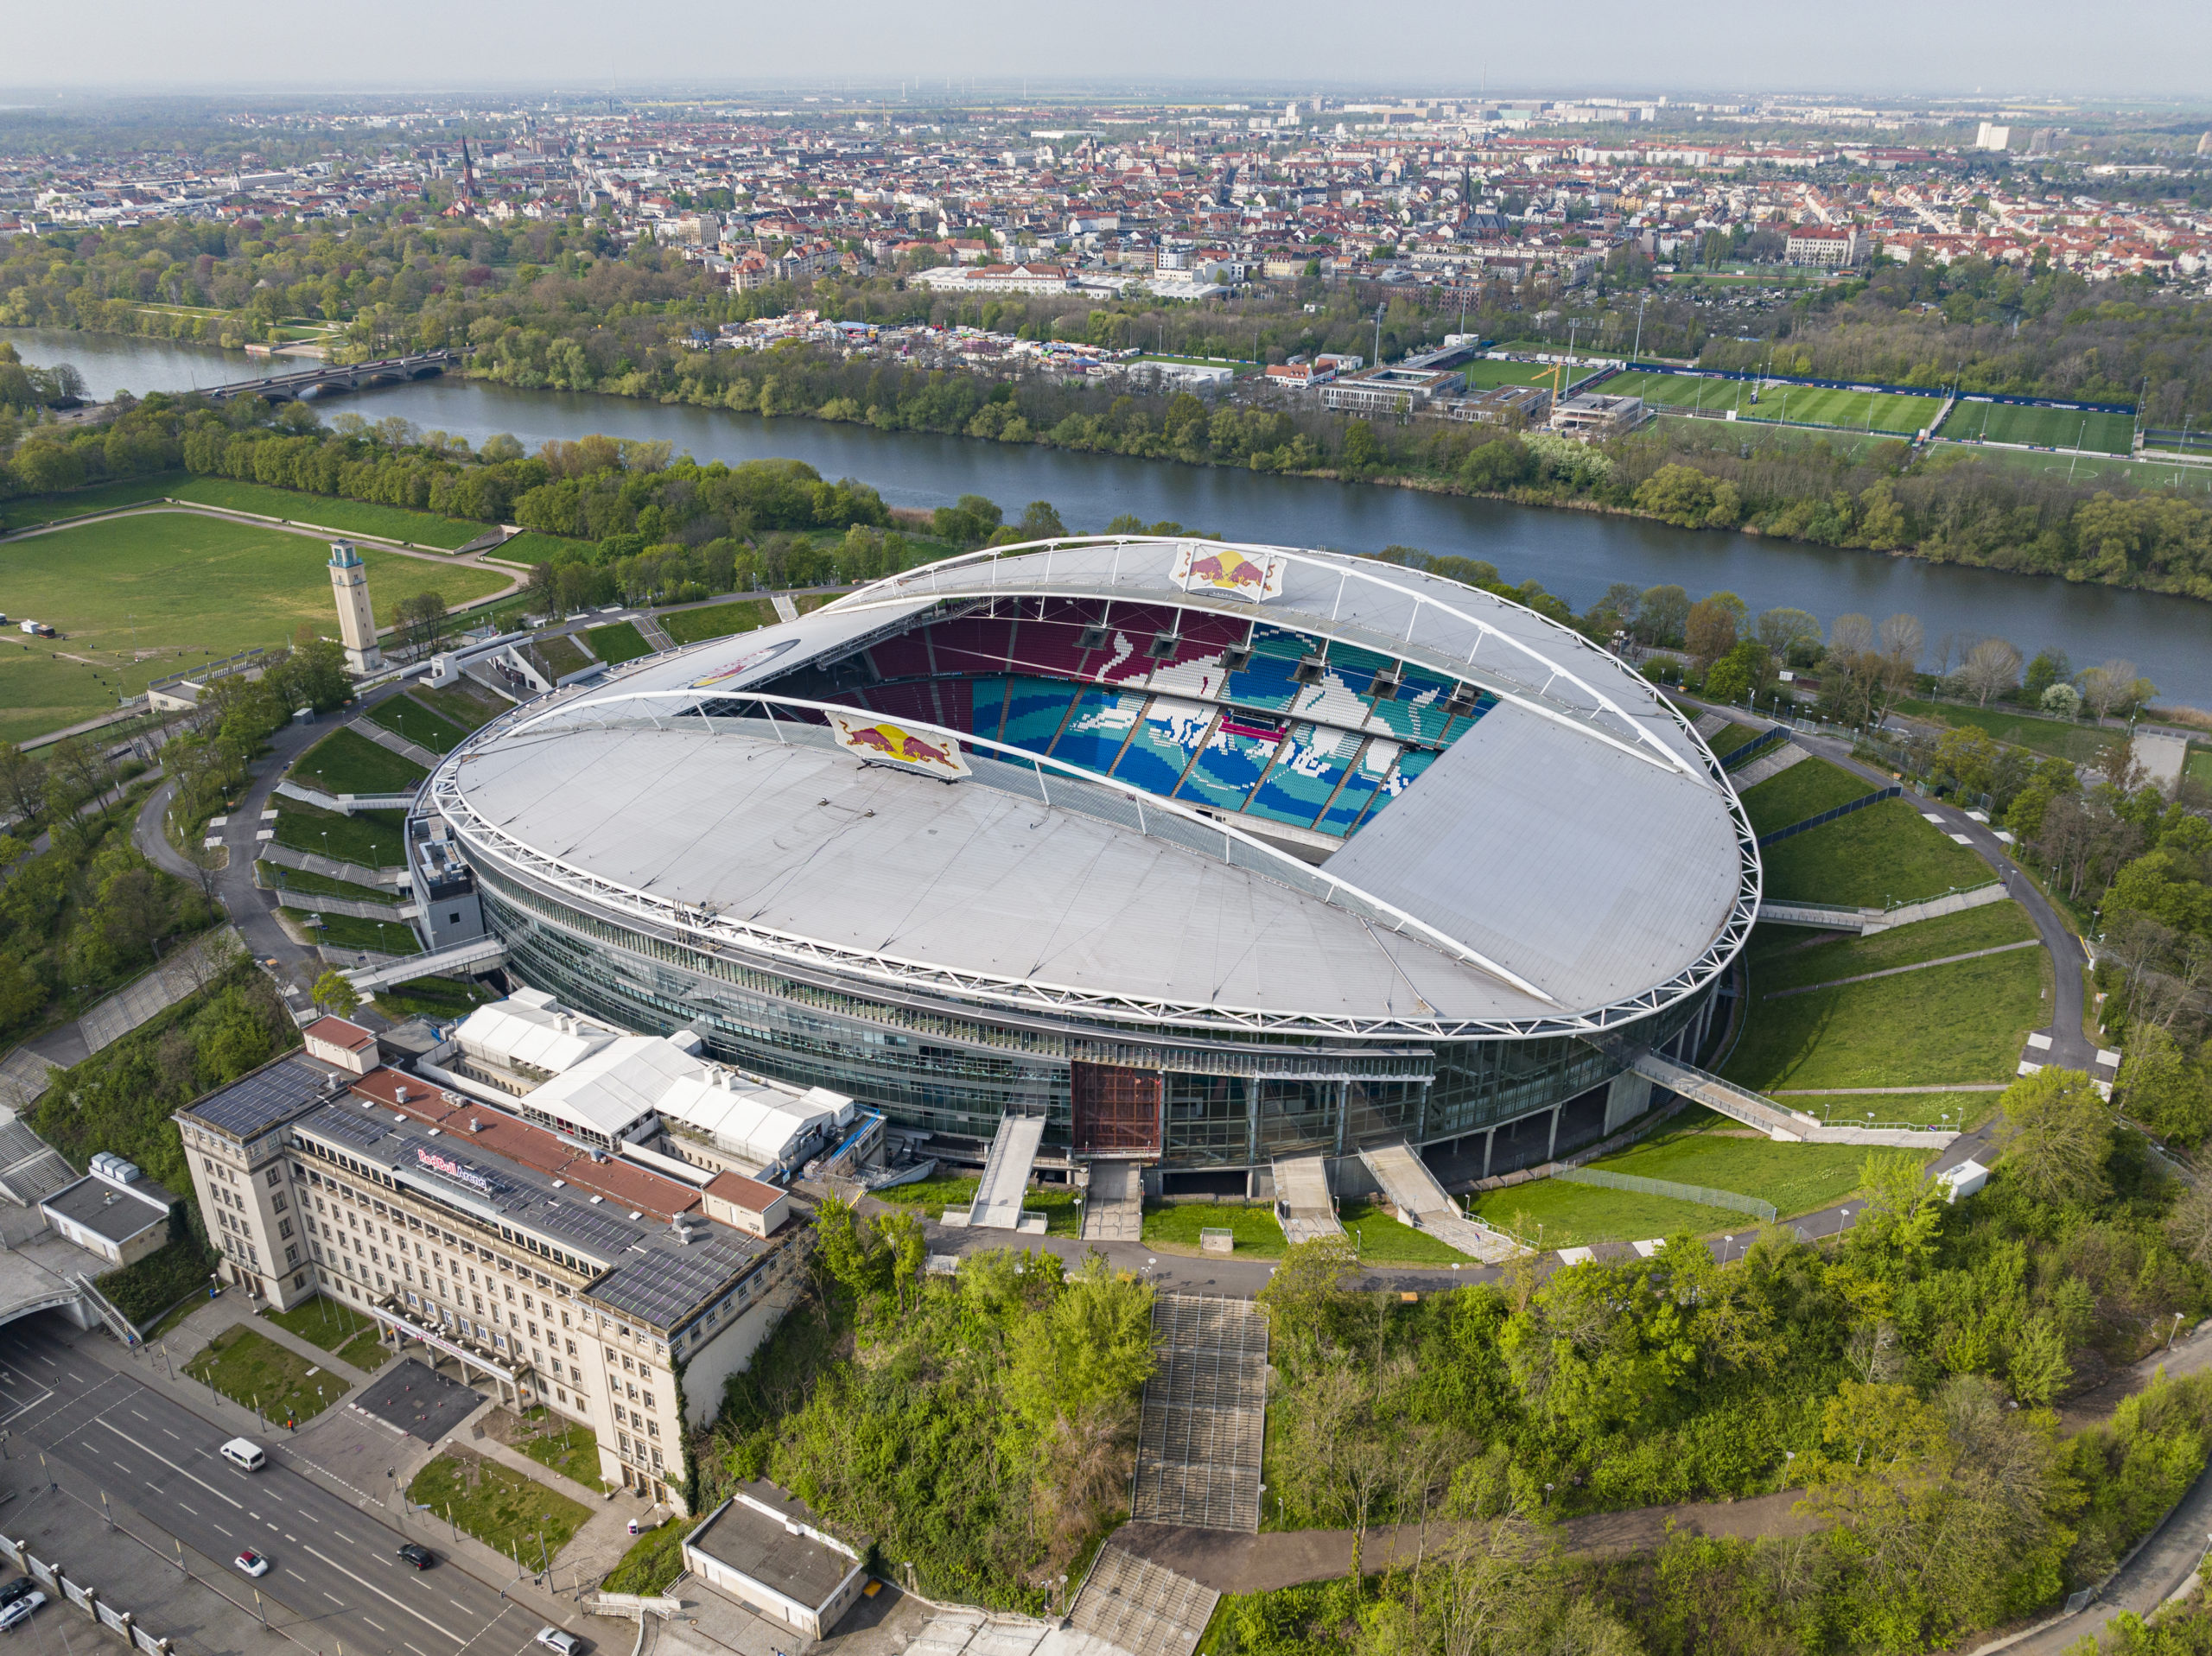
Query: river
14 325 2212 707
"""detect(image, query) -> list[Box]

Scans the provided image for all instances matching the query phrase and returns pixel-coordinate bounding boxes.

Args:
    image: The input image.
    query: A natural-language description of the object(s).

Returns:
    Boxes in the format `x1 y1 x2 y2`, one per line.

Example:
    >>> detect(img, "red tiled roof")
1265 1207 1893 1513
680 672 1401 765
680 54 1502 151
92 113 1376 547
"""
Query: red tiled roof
345 1069 702 1222
304 1016 377 1050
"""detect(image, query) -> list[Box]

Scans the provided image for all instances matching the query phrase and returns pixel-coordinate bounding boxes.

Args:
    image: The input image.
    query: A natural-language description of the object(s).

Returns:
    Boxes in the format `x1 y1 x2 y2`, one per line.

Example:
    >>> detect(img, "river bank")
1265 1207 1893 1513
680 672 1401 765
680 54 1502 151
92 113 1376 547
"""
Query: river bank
10 324 2212 708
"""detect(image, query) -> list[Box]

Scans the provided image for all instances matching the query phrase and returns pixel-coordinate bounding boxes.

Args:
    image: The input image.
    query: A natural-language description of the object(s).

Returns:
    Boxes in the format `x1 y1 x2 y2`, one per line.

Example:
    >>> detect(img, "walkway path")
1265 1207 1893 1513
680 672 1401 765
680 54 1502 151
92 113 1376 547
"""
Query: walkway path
1762 938 2044 999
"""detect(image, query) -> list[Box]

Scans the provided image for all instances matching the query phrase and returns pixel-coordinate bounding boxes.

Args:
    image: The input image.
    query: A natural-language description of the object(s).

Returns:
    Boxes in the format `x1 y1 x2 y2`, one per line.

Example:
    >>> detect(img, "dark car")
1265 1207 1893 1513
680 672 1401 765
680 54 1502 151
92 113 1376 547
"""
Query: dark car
397 1544 435 1570
0 1580 34 1609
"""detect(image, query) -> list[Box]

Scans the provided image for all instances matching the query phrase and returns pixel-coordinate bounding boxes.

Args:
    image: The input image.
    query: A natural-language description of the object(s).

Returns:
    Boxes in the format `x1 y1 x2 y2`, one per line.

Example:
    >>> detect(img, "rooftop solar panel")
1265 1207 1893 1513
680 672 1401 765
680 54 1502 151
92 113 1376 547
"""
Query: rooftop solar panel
593 1235 758 1328
186 1056 334 1139
539 1202 647 1257
308 1102 396 1150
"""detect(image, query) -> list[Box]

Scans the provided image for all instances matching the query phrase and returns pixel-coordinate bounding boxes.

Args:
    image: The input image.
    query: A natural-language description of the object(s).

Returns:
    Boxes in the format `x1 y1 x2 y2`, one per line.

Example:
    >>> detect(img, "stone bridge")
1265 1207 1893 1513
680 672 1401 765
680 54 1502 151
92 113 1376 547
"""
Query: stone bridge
200 349 457 404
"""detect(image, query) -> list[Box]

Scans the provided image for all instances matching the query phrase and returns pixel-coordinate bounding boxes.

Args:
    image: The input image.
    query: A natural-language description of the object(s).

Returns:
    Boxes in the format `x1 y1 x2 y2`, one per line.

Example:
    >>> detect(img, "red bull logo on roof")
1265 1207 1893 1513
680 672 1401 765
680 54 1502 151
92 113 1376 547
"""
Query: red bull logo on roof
1171 542 1285 601
829 712 971 780
686 637 801 690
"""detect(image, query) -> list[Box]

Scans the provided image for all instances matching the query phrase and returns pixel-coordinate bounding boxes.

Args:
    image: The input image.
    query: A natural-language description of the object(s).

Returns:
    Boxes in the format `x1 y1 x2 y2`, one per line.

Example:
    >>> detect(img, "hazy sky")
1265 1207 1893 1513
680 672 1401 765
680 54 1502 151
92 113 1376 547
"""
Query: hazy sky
10 0 2212 100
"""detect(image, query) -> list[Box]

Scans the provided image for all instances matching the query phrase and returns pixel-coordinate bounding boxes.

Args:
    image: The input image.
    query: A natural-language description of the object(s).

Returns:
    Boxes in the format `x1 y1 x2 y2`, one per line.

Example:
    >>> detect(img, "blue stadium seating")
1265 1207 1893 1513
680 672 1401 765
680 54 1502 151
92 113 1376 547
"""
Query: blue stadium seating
1052 689 1144 773
1247 724 1357 830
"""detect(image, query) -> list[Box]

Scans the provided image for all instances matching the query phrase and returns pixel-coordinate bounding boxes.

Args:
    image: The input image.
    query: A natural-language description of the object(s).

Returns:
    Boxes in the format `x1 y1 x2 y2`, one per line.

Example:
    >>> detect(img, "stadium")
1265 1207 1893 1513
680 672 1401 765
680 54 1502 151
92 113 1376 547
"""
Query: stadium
418 537 1760 1193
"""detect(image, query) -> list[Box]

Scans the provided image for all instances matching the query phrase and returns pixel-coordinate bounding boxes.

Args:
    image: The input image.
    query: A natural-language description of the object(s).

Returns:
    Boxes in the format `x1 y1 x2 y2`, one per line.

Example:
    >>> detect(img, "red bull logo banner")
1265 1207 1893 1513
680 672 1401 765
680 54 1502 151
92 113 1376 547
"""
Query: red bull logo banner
829 712 971 780
1171 542 1285 602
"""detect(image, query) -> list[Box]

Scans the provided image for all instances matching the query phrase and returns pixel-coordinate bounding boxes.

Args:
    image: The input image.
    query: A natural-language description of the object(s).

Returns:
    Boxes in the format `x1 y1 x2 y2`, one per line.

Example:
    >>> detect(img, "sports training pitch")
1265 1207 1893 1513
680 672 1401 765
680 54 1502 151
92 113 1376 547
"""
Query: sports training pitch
1603 371 1934 435
1944 399 2136 454
0 511 508 745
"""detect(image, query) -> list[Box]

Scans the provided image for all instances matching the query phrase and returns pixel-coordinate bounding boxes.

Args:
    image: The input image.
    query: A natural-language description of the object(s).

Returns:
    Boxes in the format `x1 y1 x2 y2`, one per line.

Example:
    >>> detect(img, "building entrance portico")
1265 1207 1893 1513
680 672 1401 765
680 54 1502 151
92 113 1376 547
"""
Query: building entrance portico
369 1300 537 1409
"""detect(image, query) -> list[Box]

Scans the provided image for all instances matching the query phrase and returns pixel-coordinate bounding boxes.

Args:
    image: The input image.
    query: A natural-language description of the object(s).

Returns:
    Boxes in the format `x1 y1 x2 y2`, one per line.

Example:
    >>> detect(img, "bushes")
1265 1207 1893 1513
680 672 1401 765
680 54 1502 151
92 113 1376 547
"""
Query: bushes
95 1235 210 1324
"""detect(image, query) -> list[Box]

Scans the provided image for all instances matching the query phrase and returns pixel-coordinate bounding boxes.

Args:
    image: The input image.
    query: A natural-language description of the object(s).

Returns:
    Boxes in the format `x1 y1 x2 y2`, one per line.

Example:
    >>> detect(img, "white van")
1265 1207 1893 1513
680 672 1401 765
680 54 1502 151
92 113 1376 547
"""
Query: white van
219 1438 266 1471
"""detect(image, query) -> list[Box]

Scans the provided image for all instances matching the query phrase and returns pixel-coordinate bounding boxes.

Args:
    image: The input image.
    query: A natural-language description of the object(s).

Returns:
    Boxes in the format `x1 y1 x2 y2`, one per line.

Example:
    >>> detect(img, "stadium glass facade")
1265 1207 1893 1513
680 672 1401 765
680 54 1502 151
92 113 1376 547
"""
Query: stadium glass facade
472 860 1714 1171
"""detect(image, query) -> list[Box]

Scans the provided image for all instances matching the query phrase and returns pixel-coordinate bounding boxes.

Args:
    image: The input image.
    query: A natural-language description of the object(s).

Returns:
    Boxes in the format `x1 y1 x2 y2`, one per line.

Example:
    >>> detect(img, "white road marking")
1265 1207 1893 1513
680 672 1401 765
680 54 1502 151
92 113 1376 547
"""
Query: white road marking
333 1532 359 1546
407 1644 431 1656
179 1502 197 1515
131 1410 149 1422
365 1619 386 1632
95 1418 245 1509
163 1430 181 1440
324 1593 346 1607
300 1545 466 1644
449 1601 467 1612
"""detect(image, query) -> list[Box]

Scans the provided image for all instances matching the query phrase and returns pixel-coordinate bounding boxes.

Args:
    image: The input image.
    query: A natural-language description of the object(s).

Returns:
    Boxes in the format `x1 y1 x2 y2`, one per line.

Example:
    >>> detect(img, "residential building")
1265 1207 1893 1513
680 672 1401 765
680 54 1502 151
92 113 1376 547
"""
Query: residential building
1784 224 1863 266
1433 384 1553 426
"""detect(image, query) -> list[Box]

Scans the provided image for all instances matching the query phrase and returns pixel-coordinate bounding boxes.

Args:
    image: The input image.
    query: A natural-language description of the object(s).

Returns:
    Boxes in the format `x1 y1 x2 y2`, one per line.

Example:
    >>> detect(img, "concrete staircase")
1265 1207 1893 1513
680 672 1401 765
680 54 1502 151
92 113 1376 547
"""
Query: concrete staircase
1270 1153 1344 1245
1080 1160 1144 1242
358 720 441 770
1627 1050 1955 1149
634 612 677 652
1066 1545 1218 1656
1730 741 1809 790
1357 1143 1522 1262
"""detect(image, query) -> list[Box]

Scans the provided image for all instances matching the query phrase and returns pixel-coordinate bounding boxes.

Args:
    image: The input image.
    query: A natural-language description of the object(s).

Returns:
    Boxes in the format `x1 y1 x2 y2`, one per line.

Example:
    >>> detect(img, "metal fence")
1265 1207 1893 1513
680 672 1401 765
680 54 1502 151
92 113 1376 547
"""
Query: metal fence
1719 725 1789 771
1756 785 1903 848
1555 1165 1777 1222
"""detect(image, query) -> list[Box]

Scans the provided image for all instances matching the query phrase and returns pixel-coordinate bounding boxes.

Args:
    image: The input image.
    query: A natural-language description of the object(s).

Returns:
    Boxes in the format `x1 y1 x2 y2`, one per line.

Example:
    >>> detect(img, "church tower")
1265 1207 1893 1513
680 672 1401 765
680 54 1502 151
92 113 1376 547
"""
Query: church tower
328 542 384 674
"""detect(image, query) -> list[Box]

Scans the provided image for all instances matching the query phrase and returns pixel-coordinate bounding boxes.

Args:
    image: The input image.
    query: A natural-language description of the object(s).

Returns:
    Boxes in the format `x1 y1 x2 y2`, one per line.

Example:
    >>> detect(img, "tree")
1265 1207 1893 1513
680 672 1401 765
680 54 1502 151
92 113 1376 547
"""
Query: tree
1957 638 2024 706
1996 1068 2113 1208
1755 606 1822 662
310 969 361 1019
1702 639 1773 705
0 745 44 829
1682 596 1739 669
2023 649 2071 702
1633 584 1690 649
2075 658 2138 723
1633 463 1742 530
1014 500 1066 540
2041 682 2083 720
1878 612 1924 668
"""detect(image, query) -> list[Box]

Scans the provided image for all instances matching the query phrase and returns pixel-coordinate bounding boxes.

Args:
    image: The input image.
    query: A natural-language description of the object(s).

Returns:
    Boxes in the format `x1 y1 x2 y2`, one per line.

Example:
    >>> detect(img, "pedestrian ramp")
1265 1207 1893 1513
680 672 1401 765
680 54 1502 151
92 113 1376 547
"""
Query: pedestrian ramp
1357 1143 1522 1263
345 936 505 993
1729 741 1808 790
1064 1545 1218 1656
1270 1154 1344 1245
964 1108 1047 1230
1627 1050 1951 1149
1132 1295 1268 1532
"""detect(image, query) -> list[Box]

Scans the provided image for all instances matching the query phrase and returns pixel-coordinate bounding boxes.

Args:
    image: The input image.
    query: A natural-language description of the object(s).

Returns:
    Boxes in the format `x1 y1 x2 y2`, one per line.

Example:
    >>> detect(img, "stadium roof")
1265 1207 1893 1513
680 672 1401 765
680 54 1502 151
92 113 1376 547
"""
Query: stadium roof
442 540 1757 1037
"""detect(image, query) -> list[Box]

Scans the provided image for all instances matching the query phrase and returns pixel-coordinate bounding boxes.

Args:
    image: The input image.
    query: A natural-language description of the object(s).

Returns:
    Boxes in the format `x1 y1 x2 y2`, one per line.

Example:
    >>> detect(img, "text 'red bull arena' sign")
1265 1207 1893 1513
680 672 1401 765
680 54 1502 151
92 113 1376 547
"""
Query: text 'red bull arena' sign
829 712 971 780
1171 542 1285 602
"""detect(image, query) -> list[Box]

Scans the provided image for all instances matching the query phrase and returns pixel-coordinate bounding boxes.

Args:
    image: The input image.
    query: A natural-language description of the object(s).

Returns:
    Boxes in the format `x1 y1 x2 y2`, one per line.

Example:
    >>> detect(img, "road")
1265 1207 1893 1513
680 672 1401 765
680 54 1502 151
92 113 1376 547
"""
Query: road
0 1314 545 1656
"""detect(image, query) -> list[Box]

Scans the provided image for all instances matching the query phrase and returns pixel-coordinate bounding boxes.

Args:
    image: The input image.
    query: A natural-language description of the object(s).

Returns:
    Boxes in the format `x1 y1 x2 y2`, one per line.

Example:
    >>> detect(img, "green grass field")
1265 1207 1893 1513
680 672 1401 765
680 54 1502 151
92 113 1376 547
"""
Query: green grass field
2190 746 2212 787
1463 358 1571 390
282 905 421 955
1892 698 2111 765
1605 371 1933 434
1758 798 1993 909
530 633 592 680
410 680 509 732
1704 721 1763 757
1594 1107 1916 1219
407 1449 593 1564
0 513 507 746
1138 1200 1471 1263
1739 756 1881 838
366 692 469 754
662 599 780 645
186 1326 347 1424
1947 400 2136 454
1724 946 2046 1093
271 797 407 867
370 974 496 1023
167 478 489 548
1751 902 2038 997
0 473 182 530
509 1411 605 1490
490 531 594 565
870 1174 1081 1235
267 864 402 905
291 726 429 796
586 620 652 664
1471 1177 1746 1249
